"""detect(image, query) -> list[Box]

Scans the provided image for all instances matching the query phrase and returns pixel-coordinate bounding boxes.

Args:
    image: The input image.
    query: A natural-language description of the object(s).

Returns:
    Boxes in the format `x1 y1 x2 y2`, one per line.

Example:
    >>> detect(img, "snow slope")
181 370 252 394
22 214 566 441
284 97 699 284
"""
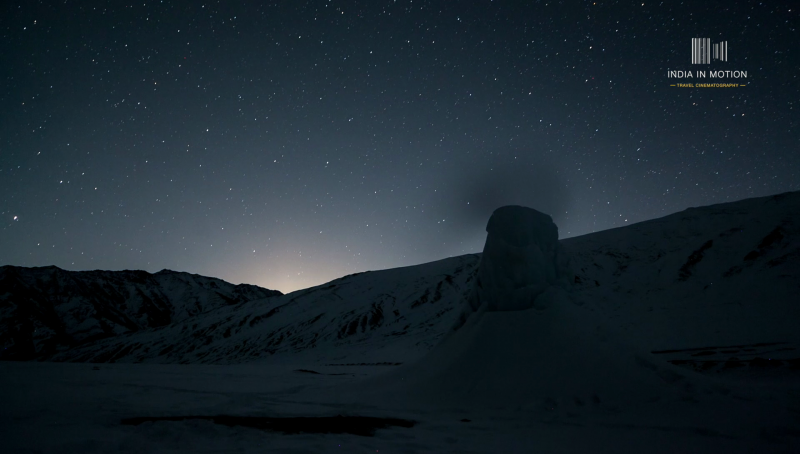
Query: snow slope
562 190 800 377
47 254 480 364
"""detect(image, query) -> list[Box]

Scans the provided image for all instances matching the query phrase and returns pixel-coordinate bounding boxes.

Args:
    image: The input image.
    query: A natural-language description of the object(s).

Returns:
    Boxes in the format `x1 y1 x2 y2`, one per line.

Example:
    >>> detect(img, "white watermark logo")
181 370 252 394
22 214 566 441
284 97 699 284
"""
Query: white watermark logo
692 38 727 64
668 38 748 87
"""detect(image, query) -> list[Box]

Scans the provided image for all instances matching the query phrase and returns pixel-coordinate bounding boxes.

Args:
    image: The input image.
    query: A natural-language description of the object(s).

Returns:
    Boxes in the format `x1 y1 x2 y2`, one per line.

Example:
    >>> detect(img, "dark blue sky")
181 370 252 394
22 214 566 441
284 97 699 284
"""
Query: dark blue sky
1 1 797 292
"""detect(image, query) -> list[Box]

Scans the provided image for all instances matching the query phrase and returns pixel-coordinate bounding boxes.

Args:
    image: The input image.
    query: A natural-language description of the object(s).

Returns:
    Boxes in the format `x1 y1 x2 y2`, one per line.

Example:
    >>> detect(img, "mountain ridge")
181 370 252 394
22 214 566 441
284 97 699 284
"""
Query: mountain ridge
2 190 799 370
0 265 282 360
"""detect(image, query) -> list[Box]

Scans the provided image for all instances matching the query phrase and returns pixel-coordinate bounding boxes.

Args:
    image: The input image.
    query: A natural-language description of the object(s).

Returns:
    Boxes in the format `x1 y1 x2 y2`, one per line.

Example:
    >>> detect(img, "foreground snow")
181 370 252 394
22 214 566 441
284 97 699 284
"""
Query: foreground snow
2 356 797 453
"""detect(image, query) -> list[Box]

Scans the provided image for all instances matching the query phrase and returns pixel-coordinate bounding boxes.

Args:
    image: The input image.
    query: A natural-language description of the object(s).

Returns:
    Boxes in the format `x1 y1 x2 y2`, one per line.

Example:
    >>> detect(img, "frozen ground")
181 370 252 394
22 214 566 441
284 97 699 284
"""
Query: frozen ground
2 192 800 453
2 356 798 453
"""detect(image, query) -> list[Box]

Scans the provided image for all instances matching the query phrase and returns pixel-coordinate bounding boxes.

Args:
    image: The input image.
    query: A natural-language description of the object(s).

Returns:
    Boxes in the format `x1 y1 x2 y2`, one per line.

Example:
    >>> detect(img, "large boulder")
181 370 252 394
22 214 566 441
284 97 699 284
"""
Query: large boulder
469 205 569 313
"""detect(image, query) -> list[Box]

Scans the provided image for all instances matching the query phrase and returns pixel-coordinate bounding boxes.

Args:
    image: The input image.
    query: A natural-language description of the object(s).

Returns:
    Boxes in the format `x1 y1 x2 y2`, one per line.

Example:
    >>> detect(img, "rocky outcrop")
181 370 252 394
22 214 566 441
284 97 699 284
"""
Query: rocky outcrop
468 206 570 314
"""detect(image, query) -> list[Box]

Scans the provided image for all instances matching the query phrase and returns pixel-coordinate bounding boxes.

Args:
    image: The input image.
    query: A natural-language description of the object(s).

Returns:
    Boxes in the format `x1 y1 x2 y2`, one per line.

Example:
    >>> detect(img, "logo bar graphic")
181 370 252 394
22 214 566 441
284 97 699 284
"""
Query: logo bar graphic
692 38 727 64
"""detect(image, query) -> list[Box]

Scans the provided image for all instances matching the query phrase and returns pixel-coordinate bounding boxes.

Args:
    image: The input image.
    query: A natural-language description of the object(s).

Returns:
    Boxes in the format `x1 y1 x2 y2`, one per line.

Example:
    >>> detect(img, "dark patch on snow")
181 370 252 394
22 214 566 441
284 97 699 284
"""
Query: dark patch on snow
656 342 800 376
368 302 384 328
749 357 782 369
298 313 325 328
722 265 742 278
678 240 713 281
410 288 431 309
214 291 236 305
743 250 759 261
248 305 283 327
121 414 415 437
324 362 403 366
757 227 784 249
432 280 444 302
766 249 800 268
652 341 788 355
294 369 353 376
744 226 785 262
339 317 361 339
433 307 453 318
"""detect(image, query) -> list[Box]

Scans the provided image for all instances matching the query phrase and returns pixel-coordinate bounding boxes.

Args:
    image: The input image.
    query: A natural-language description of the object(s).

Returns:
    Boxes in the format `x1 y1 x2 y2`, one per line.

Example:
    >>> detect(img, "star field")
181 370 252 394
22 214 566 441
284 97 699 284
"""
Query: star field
1 1 797 292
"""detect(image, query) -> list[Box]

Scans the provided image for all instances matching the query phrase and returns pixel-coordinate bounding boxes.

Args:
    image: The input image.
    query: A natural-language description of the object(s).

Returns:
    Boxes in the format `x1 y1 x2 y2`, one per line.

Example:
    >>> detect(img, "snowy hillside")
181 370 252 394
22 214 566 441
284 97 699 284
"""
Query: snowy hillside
47 255 480 364
563 190 800 379
0 267 281 360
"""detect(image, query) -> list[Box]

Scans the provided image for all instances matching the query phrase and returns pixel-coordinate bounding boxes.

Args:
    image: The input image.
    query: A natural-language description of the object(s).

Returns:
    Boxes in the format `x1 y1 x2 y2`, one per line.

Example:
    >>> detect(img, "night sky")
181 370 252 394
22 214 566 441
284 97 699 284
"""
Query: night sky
1 1 797 293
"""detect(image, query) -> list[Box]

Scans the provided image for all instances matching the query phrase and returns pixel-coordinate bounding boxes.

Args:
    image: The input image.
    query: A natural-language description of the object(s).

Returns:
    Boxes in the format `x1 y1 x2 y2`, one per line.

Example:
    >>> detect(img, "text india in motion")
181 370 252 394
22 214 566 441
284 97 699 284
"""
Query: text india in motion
667 70 748 78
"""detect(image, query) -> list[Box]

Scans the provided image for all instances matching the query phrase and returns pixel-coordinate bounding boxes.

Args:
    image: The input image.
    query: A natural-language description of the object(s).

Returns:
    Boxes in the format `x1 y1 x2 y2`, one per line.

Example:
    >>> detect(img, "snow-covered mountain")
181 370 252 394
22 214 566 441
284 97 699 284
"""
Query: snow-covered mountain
0 267 281 360
46 255 481 364
10 190 796 374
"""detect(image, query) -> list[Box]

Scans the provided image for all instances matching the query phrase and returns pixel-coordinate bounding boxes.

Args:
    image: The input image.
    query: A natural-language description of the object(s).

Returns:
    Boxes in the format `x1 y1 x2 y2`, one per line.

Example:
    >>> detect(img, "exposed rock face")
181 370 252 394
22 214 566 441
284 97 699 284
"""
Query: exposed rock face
469 206 569 313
